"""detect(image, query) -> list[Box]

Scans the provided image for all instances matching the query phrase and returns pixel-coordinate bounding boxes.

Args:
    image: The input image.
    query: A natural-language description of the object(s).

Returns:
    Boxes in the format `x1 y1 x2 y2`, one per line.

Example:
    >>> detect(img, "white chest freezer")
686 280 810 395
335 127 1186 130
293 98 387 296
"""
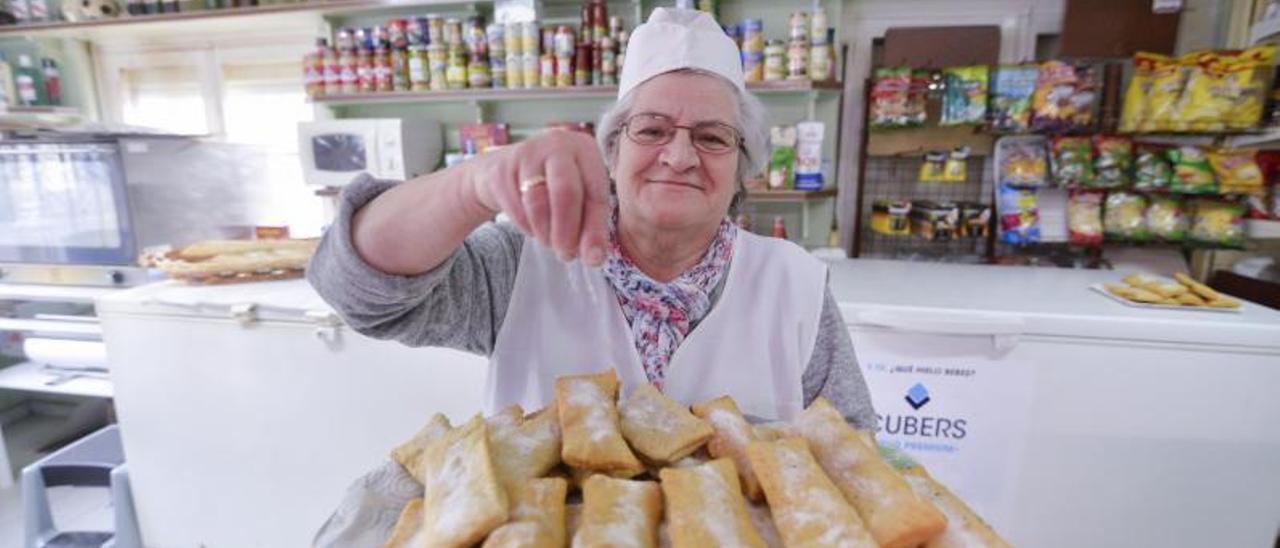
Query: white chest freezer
96 280 487 548
827 259 1280 548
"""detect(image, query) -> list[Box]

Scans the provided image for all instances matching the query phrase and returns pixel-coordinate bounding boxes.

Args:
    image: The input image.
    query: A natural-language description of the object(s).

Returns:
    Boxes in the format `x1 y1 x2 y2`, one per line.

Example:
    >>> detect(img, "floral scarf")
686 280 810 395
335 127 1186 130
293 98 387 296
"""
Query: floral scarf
602 212 737 389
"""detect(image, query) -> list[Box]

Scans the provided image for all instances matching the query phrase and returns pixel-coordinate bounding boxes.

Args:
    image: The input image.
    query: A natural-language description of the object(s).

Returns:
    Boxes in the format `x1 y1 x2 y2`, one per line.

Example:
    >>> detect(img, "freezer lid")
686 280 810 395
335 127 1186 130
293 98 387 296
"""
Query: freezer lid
827 259 1280 351
94 279 339 326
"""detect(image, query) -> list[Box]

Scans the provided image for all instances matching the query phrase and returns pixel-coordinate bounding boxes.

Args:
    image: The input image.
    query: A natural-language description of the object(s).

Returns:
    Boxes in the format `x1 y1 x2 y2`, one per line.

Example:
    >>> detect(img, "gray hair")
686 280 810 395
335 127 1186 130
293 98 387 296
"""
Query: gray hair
596 69 769 214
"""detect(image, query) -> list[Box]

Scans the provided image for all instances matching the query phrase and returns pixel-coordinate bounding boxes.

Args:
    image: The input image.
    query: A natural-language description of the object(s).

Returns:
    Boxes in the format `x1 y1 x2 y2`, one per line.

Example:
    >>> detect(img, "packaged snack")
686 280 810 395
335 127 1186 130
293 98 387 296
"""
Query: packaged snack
919 151 947 182
996 136 1049 187
1147 53 1194 132
871 200 912 235
1166 146 1216 194
1030 61 1099 133
1091 136 1133 189
1067 189 1105 246
1119 52 1169 132
999 185 1040 244
1188 198 1246 248
1245 193 1271 219
1133 146 1173 191
907 70 932 125
910 201 960 241
942 147 970 182
869 67 912 129
1050 136 1094 187
1104 191 1150 242
1207 148 1264 195
940 66 988 126
1181 46 1275 131
990 65 1038 132
1146 195 1187 242
958 202 992 238
767 125 798 190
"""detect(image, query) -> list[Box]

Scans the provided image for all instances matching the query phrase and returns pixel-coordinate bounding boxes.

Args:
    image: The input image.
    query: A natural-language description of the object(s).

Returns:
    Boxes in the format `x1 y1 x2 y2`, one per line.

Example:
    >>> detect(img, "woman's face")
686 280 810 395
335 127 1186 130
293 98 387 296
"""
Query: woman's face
613 72 741 232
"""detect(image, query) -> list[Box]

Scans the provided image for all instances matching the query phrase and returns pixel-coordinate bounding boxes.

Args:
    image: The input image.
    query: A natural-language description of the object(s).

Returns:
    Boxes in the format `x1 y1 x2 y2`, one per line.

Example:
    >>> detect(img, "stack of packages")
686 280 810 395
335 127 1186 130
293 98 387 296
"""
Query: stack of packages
383 369 1010 548
1119 46 1276 133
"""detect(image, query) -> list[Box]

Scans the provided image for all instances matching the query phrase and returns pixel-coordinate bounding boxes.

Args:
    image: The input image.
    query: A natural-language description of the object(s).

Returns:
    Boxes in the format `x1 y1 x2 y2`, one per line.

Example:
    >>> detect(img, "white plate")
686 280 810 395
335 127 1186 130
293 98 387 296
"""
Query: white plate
1089 284 1242 314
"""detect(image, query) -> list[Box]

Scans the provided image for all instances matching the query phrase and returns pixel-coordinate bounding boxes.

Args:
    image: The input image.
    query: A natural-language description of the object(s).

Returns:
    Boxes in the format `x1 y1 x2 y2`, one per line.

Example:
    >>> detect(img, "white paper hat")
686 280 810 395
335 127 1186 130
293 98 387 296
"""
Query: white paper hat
617 7 744 99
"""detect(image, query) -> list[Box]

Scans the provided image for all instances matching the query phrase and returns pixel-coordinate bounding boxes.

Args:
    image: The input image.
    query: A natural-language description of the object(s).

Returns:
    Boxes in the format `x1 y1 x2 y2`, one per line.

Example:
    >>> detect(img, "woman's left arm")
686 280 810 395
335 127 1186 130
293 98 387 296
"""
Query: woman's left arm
802 286 878 430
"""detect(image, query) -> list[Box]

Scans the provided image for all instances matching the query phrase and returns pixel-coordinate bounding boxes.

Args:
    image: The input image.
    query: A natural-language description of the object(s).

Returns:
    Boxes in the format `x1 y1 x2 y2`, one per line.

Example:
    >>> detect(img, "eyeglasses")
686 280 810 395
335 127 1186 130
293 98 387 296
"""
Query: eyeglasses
621 113 742 155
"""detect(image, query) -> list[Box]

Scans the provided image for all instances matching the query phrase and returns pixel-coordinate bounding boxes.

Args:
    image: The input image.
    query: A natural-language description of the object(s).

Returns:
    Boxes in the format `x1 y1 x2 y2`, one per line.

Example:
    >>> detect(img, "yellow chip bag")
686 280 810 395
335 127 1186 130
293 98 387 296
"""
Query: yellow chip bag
1146 53 1191 132
1226 45 1276 130
1207 149 1264 195
1179 51 1233 132
1120 52 1167 133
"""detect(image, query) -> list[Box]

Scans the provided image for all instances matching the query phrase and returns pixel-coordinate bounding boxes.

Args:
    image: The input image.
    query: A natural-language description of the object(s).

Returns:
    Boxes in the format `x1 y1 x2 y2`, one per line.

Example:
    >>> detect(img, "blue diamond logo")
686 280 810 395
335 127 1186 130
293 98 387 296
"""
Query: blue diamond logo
905 383 931 410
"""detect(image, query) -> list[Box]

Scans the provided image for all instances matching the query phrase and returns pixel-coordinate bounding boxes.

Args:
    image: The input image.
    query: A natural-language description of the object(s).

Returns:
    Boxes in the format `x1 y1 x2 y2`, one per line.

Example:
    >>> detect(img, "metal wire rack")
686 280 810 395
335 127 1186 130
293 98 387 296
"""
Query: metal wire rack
856 154 994 262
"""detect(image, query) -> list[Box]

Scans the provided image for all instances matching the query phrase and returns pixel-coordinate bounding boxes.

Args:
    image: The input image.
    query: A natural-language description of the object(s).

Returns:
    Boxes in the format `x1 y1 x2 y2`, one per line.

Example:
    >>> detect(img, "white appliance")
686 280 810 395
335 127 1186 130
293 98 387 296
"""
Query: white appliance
298 119 443 188
96 280 487 548
828 259 1280 548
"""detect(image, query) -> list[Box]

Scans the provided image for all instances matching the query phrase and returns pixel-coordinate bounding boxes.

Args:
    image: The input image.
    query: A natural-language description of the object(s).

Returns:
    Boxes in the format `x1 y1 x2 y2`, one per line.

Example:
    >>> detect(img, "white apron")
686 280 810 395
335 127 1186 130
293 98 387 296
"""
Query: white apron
487 229 827 420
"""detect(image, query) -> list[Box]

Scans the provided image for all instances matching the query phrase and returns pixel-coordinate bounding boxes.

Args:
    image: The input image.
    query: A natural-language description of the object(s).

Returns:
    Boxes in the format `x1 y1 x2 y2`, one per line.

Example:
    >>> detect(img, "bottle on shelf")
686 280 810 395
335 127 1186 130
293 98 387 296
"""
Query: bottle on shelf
771 216 788 239
14 55 45 107
41 58 60 106
0 54 17 110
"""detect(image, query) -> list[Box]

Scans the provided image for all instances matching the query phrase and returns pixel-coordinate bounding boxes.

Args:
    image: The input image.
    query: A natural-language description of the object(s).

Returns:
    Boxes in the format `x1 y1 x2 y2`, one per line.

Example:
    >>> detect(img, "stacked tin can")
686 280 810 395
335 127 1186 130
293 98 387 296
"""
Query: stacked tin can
786 11 809 80
740 18 764 82
521 21 541 89
487 24 506 88
807 7 831 81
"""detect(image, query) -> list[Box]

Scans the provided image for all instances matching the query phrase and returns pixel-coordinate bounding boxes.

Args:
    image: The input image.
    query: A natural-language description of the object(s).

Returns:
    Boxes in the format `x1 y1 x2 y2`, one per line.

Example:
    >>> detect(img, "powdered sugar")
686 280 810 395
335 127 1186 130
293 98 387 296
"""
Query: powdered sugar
905 474 985 547
706 408 752 445
773 443 871 547
621 391 680 435
426 441 480 539
692 464 746 545
566 379 616 442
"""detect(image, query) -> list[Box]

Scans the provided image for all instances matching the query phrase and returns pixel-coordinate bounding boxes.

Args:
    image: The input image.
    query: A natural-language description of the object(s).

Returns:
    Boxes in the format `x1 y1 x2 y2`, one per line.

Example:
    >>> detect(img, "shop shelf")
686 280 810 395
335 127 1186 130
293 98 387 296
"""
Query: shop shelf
1226 128 1280 149
745 188 836 202
0 105 81 126
312 79 842 105
1246 219 1280 239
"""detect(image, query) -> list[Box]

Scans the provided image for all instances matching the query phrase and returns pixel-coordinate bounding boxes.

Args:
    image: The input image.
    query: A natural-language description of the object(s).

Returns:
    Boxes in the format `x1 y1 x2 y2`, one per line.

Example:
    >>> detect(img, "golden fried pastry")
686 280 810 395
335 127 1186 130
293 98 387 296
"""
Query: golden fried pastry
490 403 562 492
745 503 783 548
1175 292 1207 306
902 466 1012 548
1206 297 1242 309
619 383 714 464
1123 274 1188 298
556 370 644 475
791 398 947 548
390 413 452 483
383 498 425 548
176 238 318 259
1175 272 1223 301
691 396 765 502
481 477 568 548
1105 283 1166 304
746 437 877 547
659 459 766 548
487 404 526 430
752 422 790 442
573 475 663 548
421 416 509 548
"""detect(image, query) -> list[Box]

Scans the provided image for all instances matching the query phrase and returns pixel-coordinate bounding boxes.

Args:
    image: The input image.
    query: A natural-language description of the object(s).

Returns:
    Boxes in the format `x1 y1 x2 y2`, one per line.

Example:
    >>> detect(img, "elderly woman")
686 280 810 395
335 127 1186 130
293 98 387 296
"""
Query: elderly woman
309 8 875 545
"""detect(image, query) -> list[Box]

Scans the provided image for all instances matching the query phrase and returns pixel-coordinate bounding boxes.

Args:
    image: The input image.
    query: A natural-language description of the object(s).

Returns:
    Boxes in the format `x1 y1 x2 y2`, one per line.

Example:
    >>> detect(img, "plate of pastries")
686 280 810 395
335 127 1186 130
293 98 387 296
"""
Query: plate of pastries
383 369 1009 548
1095 273 1242 312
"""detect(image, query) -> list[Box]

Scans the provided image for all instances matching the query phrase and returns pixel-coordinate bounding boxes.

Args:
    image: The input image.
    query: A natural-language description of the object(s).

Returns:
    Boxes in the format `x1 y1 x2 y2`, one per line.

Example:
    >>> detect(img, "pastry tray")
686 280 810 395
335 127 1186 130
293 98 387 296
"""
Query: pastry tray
1088 284 1241 314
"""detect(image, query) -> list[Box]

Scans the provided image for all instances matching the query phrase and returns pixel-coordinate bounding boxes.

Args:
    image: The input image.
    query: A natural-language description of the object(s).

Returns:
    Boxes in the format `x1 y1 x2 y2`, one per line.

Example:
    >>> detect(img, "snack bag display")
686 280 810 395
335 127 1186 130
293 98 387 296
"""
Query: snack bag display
1188 198 1247 248
1134 146 1173 191
919 152 947 182
1180 46 1276 131
1145 52 1195 131
1120 52 1169 132
1030 60 1099 133
910 201 960 241
959 202 992 238
996 136 1049 187
1146 195 1188 242
942 147 970 182
1208 148 1264 195
1050 136 1094 187
1104 191 1151 242
941 66 988 126
1092 136 1133 189
1067 190 1105 246
990 65 1038 132
871 200 912 236
1167 146 1217 194
870 68 915 129
999 185 1040 244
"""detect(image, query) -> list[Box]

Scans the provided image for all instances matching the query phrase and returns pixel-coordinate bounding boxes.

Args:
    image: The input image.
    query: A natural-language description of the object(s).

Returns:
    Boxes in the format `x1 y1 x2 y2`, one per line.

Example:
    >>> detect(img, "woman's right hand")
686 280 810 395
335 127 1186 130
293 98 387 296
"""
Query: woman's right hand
469 129 612 266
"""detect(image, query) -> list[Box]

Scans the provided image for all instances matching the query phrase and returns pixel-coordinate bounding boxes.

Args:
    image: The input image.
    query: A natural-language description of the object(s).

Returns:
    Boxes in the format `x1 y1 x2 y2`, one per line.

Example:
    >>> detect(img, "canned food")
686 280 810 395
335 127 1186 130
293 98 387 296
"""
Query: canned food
444 18 463 46
540 53 555 88
521 22 540 55
505 53 523 88
741 18 763 54
391 48 410 91
427 44 447 90
742 51 763 82
810 8 828 45
522 52 540 88
764 39 785 81
575 43 591 86
786 40 808 80
808 43 831 81
788 11 809 42
468 53 491 88
408 46 429 91
504 23 522 57
487 24 505 58
446 45 468 88
556 55 573 87
426 15 444 46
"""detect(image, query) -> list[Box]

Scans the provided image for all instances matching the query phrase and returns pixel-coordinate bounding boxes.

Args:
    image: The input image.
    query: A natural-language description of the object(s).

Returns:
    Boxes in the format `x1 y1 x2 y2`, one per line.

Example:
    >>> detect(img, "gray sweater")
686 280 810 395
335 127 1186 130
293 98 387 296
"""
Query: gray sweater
306 174 877 546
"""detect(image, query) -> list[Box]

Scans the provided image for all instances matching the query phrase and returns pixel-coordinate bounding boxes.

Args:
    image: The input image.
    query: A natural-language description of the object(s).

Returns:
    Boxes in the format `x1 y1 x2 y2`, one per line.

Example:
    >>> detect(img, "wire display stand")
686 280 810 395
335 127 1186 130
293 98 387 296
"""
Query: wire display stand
856 154 994 262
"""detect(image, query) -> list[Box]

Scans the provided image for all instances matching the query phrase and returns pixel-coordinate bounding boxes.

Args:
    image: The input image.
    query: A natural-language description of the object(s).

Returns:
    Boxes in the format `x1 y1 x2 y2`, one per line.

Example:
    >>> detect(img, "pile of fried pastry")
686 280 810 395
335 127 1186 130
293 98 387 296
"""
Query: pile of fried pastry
384 370 1009 548
144 239 318 284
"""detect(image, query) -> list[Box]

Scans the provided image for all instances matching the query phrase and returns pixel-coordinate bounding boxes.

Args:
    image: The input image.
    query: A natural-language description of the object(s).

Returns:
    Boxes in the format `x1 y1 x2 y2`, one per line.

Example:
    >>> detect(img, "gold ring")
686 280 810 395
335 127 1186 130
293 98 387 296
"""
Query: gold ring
519 175 547 193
